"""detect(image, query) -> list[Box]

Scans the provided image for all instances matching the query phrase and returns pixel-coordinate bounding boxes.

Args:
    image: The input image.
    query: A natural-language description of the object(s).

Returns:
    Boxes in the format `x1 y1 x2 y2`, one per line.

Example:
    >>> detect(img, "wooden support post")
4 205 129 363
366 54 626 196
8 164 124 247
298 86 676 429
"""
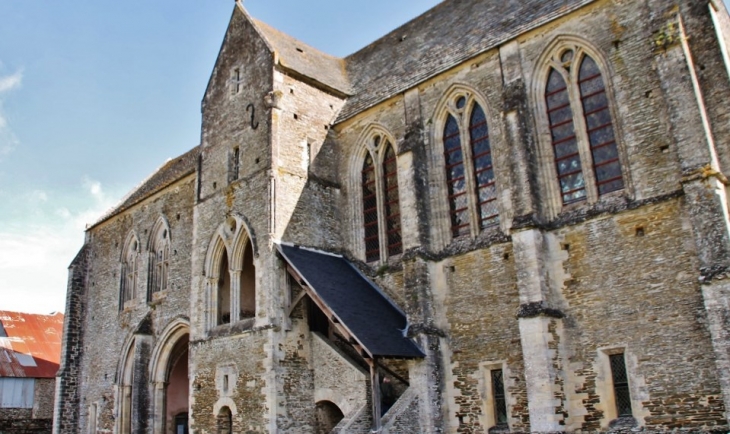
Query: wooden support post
369 358 382 433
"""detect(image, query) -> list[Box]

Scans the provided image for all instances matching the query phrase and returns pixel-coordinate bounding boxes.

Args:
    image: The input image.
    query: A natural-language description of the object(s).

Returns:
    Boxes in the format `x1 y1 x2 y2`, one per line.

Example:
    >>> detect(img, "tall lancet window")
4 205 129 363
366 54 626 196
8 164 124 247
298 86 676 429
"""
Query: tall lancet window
441 92 498 238
148 220 171 300
359 133 403 263
362 152 380 262
469 103 498 228
544 46 623 206
120 235 140 309
383 144 402 256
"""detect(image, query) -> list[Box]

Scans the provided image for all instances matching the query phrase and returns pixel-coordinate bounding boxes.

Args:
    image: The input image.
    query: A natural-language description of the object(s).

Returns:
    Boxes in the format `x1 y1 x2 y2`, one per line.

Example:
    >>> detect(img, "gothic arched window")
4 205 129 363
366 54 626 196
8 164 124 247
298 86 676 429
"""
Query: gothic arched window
441 92 498 238
382 144 402 256
359 133 402 263
543 46 624 207
239 239 256 319
120 235 140 309
362 152 380 262
148 219 171 299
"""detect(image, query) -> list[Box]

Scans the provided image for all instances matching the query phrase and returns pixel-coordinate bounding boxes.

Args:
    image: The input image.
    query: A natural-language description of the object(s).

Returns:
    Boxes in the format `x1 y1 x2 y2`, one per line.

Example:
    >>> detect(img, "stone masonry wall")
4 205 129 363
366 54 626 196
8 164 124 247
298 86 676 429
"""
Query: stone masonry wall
56 0 730 432
53 244 88 434
277 319 316 434
557 199 725 431
71 174 195 433
189 330 268 433
439 246 528 434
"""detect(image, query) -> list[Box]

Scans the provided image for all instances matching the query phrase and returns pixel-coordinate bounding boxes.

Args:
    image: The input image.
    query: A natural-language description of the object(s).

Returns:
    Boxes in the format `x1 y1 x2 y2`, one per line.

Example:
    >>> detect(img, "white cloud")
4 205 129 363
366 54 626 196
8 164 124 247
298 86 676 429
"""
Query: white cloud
0 178 120 314
29 190 48 203
0 69 22 159
0 70 22 94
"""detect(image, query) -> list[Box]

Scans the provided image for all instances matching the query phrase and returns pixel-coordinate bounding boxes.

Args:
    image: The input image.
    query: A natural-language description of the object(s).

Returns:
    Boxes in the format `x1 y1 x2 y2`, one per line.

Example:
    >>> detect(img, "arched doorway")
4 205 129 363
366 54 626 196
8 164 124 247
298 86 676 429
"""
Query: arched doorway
150 320 190 434
216 406 232 434
118 341 136 434
165 336 189 434
315 400 344 434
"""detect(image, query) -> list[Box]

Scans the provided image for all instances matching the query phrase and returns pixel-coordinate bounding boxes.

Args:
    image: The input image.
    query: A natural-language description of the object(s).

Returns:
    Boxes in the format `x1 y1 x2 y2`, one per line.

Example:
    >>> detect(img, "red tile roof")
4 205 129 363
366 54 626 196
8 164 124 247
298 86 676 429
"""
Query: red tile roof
0 311 64 379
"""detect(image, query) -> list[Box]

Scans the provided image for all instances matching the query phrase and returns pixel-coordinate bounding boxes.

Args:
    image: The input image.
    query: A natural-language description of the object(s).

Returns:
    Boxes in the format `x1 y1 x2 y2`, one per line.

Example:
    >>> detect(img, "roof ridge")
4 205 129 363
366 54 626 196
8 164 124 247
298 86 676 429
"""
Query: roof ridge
89 146 199 229
251 18 342 63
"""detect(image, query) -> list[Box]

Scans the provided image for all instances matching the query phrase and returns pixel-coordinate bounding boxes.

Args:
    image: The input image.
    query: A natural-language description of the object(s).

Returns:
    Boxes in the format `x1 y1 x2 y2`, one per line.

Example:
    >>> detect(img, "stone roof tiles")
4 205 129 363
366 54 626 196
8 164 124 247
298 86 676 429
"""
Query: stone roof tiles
252 18 351 95
336 0 596 122
90 146 199 229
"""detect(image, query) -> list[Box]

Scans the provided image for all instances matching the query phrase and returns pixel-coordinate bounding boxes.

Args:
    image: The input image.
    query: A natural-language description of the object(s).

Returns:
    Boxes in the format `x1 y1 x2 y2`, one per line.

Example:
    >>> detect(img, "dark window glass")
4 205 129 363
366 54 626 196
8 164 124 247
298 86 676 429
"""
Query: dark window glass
492 369 508 426
175 413 189 434
579 55 623 196
609 353 633 417
362 153 380 262
218 251 231 325
469 103 498 228
444 114 469 237
232 147 240 181
382 144 402 256
546 68 585 204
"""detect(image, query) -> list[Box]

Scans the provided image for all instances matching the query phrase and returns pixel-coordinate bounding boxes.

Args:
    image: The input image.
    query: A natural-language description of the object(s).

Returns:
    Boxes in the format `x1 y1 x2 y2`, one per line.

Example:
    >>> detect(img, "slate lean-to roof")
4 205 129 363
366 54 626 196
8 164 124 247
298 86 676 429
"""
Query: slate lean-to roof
0 311 64 378
278 244 424 359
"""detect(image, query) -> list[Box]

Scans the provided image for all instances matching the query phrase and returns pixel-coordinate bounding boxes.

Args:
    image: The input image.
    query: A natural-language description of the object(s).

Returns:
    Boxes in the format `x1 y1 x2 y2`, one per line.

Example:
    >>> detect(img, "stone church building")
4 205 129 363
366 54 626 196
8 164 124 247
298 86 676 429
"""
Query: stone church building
53 0 730 432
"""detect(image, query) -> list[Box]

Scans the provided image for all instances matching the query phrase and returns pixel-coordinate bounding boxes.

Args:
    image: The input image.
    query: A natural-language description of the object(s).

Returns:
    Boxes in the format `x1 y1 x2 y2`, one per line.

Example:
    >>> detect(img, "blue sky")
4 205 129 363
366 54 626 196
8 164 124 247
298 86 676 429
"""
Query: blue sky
0 1 442 314
1 1 729 314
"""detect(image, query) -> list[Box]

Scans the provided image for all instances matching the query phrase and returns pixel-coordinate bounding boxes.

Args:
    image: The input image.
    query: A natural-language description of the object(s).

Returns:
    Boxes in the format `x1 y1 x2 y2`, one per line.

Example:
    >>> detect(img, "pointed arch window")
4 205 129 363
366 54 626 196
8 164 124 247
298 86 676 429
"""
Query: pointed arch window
120 236 140 309
383 145 402 256
360 133 402 263
239 239 256 319
148 222 171 299
218 250 231 325
544 46 624 206
362 153 380 262
206 219 257 329
441 93 498 238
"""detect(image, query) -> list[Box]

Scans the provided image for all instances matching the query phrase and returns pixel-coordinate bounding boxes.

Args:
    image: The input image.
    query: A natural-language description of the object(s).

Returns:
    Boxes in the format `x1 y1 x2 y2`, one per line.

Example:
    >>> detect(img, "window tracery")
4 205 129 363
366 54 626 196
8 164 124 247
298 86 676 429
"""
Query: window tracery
359 132 402 262
541 43 624 209
120 235 140 308
148 219 171 299
440 91 498 238
205 218 257 329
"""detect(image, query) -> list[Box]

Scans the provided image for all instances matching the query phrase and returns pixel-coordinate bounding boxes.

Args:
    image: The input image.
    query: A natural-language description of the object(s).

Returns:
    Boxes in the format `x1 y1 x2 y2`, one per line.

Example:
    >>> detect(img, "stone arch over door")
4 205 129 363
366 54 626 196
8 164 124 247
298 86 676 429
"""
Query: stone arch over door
213 399 238 434
315 400 345 434
115 335 137 434
149 318 190 434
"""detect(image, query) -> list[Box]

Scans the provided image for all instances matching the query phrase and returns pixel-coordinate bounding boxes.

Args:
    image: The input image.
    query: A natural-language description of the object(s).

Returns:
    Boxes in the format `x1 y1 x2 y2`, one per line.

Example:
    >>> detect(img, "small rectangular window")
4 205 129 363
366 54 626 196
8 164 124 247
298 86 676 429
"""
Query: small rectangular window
232 147 240 181
0 378 35 408
609 353 632 417
491 369 508 426
230 68 242 95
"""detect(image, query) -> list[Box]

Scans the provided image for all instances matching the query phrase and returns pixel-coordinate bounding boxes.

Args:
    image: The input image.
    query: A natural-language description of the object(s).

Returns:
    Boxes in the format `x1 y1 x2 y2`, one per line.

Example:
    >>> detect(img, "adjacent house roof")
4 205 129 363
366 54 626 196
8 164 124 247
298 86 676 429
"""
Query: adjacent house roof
0 311 64 378
277 244 424 359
